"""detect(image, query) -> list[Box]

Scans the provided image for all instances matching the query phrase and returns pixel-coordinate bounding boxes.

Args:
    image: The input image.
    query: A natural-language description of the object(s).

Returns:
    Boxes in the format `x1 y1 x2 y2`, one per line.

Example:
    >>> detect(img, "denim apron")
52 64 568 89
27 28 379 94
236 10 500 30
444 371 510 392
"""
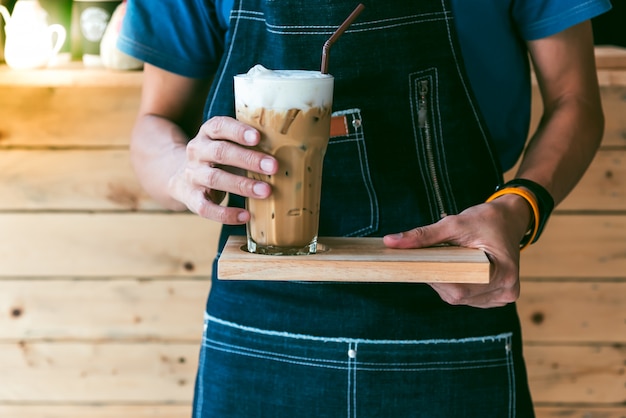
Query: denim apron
194 1 535 416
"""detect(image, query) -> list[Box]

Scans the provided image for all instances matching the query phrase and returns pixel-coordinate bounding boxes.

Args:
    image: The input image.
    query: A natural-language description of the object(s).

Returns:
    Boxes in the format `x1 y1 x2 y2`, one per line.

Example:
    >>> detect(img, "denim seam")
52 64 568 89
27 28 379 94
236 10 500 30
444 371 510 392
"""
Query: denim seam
329 136 359 145
265 18 452 36
206 337 348 367
356 358 508 368
206 335 511 368
347 341 357 418
207 314 513 345
506 335 516 418
262 12 450 32
205 339 348 370
410 70 441 219
229 7 452 36
205 337 510 373
431 66 459 214
355 362 509 372
327 108 378 237
351 110 379 236
332 108 361 117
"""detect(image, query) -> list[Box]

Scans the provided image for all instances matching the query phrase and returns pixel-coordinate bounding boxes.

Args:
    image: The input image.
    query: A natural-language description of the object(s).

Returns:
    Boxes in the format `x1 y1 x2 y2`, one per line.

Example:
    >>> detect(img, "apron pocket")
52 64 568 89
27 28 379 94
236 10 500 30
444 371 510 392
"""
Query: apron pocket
319 108 379 237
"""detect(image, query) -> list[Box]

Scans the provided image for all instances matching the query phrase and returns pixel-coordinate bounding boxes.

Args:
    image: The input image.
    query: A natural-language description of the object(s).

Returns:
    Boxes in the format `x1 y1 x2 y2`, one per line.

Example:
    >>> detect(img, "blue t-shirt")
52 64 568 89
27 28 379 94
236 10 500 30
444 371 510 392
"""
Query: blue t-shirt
119 0 611 170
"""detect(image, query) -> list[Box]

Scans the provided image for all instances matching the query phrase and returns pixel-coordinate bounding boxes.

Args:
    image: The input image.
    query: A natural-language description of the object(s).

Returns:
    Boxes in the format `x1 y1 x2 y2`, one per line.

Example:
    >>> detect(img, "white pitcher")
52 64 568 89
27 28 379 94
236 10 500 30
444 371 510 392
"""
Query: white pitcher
0 0 66 69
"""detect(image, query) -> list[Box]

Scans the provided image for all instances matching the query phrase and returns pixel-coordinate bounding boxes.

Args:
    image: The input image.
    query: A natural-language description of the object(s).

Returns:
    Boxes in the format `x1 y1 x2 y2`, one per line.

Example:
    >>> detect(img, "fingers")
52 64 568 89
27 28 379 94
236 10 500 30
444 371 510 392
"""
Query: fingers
426 229 521 308
382 206 523 308
383 216 458 249
188 129 277 178
184 117 276 221
185 187 250 225
202 115 261 147
186 161 272 199
186 117 278 199
167 116 280 225
429 279 520 309
383 228 437 249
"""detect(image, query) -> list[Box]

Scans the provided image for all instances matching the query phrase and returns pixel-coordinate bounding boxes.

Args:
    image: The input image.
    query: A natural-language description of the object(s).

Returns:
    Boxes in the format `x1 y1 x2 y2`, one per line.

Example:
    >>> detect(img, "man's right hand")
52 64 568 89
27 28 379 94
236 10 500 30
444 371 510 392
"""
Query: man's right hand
168 116 278 224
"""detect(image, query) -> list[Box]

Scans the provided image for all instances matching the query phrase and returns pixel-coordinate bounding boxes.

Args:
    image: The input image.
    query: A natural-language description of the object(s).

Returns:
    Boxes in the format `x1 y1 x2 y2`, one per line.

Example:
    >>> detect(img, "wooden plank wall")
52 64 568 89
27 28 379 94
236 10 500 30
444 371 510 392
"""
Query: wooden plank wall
517 55 626 416
0 65 217 418
0 48 625 417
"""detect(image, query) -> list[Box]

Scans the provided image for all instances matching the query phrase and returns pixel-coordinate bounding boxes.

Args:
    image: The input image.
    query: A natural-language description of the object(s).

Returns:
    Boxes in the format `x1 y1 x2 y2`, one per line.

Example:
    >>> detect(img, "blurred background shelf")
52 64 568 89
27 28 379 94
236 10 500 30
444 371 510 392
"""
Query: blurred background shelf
0 62 143 87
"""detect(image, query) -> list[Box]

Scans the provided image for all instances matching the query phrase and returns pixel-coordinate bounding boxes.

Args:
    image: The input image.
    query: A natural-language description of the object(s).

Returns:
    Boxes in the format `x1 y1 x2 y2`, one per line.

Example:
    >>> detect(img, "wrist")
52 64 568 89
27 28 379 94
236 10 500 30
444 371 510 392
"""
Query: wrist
493 193 534 233
498 179 554 244
486 178 554 250
486 188 538 250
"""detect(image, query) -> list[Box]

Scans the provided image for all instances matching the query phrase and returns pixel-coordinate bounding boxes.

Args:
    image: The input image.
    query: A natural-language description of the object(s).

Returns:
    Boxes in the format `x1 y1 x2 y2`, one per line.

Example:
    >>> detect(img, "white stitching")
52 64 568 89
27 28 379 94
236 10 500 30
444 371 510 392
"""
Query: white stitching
507 335 517 418
203 337 510 372
192 314 211 417
207 314 512 345
409 70 439 219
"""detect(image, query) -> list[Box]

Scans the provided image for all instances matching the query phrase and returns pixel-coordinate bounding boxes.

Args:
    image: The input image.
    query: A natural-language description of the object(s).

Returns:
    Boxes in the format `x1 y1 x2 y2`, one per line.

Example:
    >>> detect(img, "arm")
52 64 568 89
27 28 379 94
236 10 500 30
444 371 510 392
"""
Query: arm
384 21 604 308
517 20 604 204
130 64 211 211
130 64 277 223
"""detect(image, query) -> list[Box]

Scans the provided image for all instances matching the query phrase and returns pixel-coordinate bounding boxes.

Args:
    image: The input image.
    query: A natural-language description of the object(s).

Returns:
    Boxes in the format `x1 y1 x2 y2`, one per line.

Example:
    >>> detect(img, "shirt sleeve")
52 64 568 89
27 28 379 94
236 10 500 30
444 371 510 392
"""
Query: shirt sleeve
513 0 612 41
117 0 227 78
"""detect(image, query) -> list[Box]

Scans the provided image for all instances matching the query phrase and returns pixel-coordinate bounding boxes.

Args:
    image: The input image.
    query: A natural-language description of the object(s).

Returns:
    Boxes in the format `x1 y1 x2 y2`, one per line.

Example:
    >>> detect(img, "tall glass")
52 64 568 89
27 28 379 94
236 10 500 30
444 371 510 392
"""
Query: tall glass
234 65 334 255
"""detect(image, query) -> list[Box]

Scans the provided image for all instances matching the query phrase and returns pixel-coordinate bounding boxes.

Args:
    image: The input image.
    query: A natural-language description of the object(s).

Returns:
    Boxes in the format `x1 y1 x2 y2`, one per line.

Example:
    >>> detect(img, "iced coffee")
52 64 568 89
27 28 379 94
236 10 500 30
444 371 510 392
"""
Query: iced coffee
234 65 334 255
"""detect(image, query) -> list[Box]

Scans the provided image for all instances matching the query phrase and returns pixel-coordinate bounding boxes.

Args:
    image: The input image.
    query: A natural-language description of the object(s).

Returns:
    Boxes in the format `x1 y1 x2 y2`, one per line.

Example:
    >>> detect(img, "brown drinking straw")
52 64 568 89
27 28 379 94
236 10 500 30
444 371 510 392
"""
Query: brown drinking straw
321 3 365 74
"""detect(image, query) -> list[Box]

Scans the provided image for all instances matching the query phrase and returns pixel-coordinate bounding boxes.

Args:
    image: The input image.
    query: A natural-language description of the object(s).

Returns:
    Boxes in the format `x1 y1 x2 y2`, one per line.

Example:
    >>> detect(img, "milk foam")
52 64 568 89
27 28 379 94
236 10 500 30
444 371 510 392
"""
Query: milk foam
234 65 334 110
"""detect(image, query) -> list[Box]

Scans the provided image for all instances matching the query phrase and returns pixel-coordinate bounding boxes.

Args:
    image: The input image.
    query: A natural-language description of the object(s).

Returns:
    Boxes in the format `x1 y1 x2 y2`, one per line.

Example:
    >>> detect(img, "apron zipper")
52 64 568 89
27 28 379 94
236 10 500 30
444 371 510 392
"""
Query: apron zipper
418 79 447 218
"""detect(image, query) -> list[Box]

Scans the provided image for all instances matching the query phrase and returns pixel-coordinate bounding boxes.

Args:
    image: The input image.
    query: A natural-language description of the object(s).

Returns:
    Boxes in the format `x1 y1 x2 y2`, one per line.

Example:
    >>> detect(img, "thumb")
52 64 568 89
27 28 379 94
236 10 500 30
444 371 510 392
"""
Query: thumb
383 222 449 249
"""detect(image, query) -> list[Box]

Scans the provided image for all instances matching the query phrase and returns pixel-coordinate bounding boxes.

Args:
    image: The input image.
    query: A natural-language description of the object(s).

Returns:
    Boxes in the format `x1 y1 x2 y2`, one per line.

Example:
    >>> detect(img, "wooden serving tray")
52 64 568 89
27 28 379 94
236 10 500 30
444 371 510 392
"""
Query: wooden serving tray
218 236 490 283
